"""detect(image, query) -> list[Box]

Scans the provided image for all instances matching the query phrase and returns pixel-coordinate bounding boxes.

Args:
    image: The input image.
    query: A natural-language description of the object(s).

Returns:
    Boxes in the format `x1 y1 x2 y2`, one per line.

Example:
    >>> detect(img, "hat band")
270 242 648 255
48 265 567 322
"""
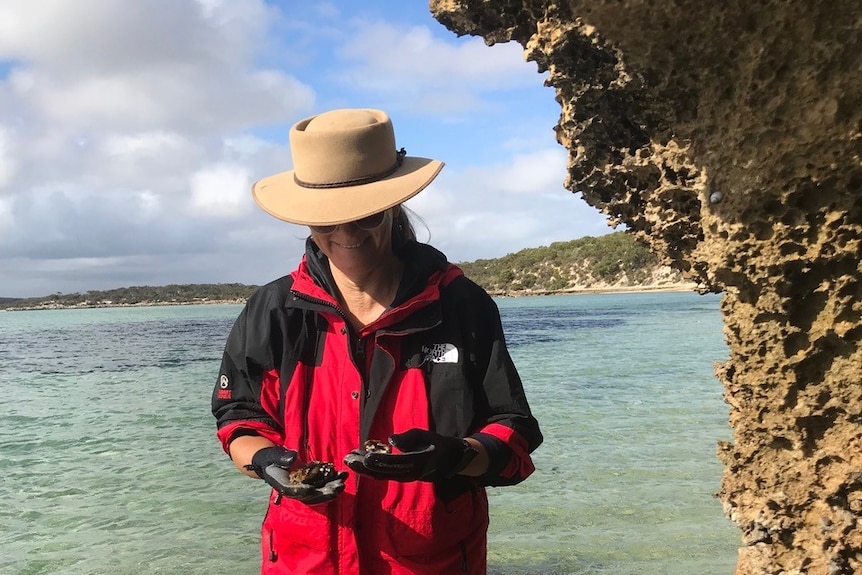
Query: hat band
294 148 407 189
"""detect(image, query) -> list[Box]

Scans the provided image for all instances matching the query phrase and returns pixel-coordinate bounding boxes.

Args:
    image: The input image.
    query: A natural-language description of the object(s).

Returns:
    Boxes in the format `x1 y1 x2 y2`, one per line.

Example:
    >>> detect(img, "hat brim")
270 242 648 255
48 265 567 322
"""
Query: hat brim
252 157 444 226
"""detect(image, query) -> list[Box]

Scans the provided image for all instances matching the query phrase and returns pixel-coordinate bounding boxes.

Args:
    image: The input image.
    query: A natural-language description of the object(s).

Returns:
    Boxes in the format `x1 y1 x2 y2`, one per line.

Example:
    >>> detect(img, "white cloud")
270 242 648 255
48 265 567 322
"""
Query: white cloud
189 163 252 218
6 67 35 95
0 196 13 238
222 134 271 160
0 0 267 71
0 0 313 135
101 131 190 158
138 191 162 216
332 20 540 113
0 127 15 189
483 148 568 195
339 21 534 88
9 62 312 135
406 147 613 263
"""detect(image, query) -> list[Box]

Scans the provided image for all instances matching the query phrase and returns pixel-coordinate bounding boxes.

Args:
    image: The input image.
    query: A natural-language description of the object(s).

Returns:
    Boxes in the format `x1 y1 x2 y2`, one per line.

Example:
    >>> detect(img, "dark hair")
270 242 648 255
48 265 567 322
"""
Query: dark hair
391 204 416 249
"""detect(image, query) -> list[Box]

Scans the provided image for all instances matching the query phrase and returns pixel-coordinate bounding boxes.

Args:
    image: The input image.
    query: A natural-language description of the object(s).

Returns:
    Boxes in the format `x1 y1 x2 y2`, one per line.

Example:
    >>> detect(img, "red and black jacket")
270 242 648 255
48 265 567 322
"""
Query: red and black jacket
212 240 542 575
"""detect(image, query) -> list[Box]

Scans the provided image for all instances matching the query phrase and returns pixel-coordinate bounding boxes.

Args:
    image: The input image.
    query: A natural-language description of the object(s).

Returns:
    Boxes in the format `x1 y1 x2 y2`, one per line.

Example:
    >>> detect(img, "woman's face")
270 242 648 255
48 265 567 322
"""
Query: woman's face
309 209 394 277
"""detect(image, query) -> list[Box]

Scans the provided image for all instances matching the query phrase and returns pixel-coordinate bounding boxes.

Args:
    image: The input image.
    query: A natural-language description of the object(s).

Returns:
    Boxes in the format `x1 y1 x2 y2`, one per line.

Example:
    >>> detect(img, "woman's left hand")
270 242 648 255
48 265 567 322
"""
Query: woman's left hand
344 429 477 482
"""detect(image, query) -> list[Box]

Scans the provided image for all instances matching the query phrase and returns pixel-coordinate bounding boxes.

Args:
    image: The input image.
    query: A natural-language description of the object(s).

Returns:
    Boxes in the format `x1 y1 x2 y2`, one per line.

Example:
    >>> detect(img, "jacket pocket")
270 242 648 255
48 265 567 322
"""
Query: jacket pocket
262 492 334 555
373 487 487 560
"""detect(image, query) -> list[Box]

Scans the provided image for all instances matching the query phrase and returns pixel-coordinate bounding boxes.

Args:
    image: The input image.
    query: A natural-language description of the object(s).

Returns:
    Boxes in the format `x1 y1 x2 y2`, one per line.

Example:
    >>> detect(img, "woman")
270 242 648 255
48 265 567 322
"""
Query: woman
212 108 543 575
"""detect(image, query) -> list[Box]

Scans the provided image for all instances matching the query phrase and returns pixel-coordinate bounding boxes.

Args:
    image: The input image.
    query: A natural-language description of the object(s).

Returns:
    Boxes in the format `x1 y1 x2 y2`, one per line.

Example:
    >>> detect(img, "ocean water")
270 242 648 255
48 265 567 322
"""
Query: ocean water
0 291 739 575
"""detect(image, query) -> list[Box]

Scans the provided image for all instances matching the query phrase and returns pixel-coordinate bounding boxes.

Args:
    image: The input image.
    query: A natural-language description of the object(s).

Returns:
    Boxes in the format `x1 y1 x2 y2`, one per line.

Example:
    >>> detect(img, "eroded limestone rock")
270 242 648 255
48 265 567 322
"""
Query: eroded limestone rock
430 1 862 573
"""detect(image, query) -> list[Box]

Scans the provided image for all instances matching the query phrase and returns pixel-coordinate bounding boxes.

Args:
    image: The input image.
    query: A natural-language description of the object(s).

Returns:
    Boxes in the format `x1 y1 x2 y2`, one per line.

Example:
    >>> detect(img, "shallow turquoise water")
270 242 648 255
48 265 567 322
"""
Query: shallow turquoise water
0 292 738 574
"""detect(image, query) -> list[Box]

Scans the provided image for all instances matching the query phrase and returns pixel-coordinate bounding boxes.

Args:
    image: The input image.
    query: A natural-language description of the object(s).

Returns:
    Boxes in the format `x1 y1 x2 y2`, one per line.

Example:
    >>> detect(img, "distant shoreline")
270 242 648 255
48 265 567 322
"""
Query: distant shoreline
490 282 699 298
0 299 248 312
1 284 701 312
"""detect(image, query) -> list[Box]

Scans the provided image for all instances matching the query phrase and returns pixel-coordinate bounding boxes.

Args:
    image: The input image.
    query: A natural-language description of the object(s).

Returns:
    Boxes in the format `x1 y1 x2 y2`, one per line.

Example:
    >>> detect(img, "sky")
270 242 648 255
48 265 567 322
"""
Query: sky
0 0 615 298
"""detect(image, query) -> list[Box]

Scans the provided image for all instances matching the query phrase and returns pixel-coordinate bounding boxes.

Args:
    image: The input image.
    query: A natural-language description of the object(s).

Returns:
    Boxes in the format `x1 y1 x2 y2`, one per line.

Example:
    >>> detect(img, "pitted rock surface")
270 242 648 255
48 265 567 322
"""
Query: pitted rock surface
431 1 862 573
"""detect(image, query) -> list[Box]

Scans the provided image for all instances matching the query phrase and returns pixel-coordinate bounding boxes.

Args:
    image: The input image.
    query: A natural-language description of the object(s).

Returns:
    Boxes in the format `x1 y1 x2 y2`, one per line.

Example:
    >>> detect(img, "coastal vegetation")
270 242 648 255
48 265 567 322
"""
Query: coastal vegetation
0 283 255 311
1 232 688 310
457 230 684 295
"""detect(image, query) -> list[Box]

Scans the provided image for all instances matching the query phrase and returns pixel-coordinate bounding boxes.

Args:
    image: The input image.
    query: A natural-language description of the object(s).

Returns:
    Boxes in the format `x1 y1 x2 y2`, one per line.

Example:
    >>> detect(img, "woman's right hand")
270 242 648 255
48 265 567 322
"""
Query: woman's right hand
244 445 298 487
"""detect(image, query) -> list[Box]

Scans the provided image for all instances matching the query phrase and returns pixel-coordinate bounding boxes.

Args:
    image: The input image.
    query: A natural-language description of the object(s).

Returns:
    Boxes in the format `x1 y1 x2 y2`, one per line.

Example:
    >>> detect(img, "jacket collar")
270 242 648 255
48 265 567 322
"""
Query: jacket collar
296 237 452 305
288 238 462 334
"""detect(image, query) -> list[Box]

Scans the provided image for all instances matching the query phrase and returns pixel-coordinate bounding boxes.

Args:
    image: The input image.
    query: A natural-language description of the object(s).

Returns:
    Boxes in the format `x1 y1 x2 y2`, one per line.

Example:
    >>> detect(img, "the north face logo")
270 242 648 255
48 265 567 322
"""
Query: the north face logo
421 343 459 364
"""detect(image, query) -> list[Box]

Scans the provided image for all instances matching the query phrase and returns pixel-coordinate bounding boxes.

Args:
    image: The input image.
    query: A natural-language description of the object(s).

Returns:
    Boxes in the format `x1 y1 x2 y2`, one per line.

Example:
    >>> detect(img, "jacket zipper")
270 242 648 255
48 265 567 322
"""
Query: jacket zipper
268 528 277 562
290 289 370 376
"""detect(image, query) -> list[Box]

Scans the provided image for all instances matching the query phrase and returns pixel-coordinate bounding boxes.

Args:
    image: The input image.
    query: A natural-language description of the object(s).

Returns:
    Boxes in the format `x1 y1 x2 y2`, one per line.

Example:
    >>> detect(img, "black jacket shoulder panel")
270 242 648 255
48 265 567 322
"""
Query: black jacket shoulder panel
438 272 544 459
246 274 296 311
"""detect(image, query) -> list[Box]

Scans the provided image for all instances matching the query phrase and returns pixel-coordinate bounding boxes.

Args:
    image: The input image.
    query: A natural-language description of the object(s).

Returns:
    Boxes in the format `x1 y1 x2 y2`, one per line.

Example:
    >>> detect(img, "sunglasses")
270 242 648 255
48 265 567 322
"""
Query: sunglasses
310 210 388 234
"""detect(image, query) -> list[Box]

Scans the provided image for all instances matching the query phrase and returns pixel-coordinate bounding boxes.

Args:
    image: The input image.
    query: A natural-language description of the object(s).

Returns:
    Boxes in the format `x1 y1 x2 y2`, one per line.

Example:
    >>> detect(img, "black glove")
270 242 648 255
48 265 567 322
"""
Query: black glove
344 429 477 482
245 446 347 504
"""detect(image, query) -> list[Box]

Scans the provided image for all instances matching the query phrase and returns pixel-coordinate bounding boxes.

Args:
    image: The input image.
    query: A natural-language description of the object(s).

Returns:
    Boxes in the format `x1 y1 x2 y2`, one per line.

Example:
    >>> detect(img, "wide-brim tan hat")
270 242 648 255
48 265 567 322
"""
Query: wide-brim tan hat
252 108 444 226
